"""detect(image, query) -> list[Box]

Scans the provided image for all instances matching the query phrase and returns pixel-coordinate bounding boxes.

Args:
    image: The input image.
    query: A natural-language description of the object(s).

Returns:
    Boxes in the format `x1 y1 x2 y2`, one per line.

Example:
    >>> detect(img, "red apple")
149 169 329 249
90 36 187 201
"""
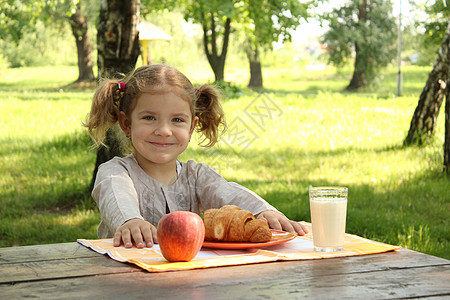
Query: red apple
157 211 205 262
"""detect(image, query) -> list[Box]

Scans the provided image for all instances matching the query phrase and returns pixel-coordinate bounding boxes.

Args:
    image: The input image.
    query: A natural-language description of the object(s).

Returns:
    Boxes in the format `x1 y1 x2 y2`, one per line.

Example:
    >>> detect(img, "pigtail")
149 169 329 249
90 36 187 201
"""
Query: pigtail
83 78 122 146
195 84 226 148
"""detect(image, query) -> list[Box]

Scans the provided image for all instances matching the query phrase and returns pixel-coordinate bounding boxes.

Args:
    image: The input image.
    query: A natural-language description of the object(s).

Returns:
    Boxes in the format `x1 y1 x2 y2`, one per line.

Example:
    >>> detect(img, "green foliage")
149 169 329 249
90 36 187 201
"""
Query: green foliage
0 0 100 68
143 0 313 49
0 0 76 43
143 0 315 83
213 80 244 98
144 0 236 35
0 53 10 70
239 0 312 50
421 0 449 46
399 23 434 66
0 21 77 68
321 0 398 85
0 0 44 42
185 0 236 20
412 0 449 65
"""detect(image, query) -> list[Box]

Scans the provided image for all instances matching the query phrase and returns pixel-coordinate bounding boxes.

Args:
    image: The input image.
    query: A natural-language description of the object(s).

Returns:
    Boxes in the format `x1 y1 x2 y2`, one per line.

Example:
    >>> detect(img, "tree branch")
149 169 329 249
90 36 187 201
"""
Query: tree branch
210 13 217 57
220 17 231 60
200 10 212 63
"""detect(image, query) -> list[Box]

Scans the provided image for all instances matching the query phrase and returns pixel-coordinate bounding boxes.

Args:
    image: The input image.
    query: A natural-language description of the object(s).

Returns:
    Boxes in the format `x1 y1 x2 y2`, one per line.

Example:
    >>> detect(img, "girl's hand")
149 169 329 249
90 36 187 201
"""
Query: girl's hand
256 211 308 236
113 218 157 248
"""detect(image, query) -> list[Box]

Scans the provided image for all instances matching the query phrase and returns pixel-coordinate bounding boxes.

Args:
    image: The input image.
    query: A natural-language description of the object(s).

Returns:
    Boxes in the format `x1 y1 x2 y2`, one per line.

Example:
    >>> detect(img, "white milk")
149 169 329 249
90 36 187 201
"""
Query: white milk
310 197 347 251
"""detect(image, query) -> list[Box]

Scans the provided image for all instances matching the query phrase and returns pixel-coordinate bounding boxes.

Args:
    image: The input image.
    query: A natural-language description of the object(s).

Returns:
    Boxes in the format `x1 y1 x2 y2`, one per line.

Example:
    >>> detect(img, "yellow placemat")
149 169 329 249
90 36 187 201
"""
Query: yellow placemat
77 222 400 272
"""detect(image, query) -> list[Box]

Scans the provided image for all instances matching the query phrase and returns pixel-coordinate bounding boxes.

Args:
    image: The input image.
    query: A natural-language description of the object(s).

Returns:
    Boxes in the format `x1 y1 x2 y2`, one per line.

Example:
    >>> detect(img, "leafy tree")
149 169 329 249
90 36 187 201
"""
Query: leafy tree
0 1 43 42
404 21 449 146
404 20 450 175
143 0 237 82
404 21 450 172
403 2 450 174
321 0 397 90
0 0 95 82
413 0 450 65
185 0 234 82
421 0 449 46
143 0 312 85
240 0 311 88
143 0 234 81
404 0 450 147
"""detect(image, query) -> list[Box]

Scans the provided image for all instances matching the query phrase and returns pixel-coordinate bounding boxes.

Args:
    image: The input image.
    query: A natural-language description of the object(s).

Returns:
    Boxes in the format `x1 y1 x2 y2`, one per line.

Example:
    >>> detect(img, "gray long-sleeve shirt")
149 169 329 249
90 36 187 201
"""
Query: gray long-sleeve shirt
92 155 280 238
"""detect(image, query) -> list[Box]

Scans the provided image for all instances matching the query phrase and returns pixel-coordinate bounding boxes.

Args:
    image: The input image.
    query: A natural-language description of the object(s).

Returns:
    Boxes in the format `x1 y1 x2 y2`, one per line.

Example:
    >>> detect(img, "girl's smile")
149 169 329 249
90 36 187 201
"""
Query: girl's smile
150 142 175 147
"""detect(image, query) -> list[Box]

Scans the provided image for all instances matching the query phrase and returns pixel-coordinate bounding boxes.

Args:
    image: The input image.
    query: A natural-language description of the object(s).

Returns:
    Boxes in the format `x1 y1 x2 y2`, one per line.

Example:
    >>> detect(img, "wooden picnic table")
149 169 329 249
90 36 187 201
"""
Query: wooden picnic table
1 242 449 299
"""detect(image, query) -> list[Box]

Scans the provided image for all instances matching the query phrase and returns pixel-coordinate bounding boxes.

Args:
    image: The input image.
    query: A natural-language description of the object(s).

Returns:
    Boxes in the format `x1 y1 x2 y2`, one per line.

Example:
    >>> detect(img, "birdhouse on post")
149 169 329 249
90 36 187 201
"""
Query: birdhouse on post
137 21 173 65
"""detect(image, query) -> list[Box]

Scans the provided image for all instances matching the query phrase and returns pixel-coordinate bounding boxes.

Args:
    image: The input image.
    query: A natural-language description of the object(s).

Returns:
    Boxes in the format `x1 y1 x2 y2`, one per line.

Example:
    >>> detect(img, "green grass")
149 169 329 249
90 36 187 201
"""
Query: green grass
0 65 448 260
0 66 99 246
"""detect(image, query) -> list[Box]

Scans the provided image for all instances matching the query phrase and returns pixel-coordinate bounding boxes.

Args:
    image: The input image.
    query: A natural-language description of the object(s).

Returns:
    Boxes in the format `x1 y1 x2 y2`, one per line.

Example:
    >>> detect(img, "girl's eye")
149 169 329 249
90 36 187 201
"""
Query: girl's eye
143 116 155 121
173 118 184 123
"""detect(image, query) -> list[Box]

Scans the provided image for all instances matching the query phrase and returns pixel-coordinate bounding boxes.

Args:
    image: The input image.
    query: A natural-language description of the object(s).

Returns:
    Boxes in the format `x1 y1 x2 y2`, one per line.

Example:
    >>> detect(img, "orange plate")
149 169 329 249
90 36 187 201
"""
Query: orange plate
202 230 296 250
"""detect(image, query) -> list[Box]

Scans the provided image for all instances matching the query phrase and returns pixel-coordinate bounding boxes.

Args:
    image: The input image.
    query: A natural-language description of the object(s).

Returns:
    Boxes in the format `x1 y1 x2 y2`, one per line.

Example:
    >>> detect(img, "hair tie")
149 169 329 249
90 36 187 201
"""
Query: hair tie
114 82 126 106
118 82 126 92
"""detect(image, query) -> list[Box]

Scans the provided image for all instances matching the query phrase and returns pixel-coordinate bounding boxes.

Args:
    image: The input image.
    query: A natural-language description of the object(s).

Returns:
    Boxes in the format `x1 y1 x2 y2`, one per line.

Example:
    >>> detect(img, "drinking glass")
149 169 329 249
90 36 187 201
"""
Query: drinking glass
309 186 348 252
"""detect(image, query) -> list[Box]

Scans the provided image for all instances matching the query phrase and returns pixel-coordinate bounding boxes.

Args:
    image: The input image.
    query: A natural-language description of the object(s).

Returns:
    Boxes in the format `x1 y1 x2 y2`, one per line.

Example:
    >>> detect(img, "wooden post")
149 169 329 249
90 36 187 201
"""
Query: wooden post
444 83 450 174
141 41 148 65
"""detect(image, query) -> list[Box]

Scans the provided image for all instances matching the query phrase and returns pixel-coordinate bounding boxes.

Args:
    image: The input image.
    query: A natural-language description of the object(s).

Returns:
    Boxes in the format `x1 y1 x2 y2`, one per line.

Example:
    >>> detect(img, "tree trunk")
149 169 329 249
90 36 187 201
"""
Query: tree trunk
247 45 263 89
445 85 450 174
69 3 95 83
97 0 141 78
201 12 230 82
346 0 367 91
404 22 450 145
346 47 366 90
90 0 140 191
209 58 225 82
90 125 127 191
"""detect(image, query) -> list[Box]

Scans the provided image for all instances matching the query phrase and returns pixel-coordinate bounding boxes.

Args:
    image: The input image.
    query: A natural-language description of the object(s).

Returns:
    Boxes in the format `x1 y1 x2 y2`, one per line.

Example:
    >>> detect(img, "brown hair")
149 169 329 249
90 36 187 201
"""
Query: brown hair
84 64 226 148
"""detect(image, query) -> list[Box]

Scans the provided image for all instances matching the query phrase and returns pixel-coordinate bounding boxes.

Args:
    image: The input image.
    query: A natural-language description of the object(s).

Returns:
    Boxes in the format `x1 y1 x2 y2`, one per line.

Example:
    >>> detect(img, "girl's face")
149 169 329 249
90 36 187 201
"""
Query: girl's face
119 92 198 171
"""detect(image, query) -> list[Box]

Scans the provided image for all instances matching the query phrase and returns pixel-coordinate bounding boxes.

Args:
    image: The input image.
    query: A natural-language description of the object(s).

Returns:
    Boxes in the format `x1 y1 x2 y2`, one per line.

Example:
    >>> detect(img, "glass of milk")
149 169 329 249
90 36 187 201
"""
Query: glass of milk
309 186 348 252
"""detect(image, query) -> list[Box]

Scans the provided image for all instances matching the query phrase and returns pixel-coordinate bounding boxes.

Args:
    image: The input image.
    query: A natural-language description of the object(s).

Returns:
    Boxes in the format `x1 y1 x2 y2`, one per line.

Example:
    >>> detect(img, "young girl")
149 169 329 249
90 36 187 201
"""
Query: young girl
85 64 307 249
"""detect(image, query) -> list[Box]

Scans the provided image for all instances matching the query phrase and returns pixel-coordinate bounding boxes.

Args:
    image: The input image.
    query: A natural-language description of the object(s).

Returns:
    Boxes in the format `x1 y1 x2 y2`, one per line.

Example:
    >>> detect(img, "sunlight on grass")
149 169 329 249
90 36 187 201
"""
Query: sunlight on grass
0 93 90 141
397 224 445 256
0 210 99 247
0 66 79 91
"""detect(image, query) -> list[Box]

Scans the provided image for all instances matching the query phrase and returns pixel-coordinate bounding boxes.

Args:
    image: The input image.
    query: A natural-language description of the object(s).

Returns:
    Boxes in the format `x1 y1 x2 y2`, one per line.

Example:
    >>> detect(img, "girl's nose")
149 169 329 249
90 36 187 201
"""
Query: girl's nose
154 121 172 136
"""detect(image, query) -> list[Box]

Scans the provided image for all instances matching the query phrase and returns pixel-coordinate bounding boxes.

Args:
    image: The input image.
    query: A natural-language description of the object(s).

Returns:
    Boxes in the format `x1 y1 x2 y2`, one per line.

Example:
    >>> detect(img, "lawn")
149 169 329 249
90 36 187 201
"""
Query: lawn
0 64 448 259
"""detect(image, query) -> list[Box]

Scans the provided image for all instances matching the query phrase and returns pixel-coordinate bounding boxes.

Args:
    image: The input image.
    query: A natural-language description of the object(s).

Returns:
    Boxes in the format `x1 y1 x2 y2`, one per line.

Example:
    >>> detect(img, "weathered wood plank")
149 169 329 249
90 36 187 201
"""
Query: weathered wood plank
1 263 449 299
2 245 449 285
0 256 141 284
0 242 96 264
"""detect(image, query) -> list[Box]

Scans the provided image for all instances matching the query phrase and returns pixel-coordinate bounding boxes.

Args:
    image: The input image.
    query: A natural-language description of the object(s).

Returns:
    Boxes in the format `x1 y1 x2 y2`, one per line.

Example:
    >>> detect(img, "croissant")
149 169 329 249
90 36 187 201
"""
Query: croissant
203 205 272 242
